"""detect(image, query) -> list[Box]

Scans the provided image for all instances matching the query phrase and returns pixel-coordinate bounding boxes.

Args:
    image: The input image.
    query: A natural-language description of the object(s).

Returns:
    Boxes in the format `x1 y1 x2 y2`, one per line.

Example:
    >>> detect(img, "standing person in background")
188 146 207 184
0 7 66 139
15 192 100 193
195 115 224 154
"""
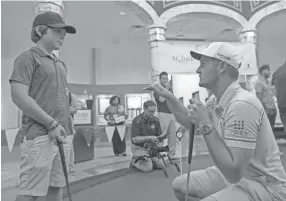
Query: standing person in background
272 60 286 136
69 92 77 176
104 96 128 156
153 72 178 161
254 64 277 130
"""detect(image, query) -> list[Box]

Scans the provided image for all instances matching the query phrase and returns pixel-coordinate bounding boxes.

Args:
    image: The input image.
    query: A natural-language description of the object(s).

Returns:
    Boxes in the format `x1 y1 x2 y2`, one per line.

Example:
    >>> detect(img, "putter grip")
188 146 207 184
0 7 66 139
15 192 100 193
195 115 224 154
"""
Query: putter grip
188 124 195 164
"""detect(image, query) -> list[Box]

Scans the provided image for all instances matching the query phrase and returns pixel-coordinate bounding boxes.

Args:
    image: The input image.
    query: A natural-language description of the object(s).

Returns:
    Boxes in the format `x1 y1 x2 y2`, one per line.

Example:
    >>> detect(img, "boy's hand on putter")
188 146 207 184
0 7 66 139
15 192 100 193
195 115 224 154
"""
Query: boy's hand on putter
48 124 67 144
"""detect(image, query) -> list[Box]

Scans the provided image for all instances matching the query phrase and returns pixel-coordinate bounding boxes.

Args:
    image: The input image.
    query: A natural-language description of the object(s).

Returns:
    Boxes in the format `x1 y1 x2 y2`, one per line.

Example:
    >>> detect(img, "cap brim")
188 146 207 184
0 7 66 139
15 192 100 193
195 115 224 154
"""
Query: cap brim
48 23 76 34
190 50 203 60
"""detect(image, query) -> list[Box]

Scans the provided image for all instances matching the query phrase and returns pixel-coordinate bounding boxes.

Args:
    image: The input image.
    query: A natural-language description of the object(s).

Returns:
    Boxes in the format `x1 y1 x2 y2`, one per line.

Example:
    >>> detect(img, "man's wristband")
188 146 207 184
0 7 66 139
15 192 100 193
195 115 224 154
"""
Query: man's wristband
46 119 56 129
47 121 60 133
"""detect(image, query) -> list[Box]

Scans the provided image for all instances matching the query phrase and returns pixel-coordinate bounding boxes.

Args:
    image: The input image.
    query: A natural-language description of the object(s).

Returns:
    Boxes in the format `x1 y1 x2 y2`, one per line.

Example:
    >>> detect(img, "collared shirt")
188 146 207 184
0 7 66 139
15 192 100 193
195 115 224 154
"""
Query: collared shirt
273 61 286 109
9 47 73 139
154 88 173 114
207 81 286 183
131 113 162 147
254 76 276 109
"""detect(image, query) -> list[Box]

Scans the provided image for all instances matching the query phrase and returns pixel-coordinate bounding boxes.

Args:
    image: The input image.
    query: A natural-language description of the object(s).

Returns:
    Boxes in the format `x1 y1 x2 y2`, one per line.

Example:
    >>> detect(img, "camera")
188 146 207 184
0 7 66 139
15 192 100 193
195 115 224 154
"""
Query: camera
144 141 169 158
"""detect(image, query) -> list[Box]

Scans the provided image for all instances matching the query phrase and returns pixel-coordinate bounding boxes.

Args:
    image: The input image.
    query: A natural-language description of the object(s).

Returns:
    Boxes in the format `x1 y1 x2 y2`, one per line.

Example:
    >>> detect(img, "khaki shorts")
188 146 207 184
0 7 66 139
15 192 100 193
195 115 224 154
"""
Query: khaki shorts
18 135 73 196
173 166 286 201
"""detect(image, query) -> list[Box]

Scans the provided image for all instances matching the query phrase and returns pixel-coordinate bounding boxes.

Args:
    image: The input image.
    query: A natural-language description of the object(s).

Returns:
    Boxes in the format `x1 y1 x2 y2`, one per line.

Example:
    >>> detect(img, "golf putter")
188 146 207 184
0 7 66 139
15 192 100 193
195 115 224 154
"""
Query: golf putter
57 139 73 201
185 123 195 201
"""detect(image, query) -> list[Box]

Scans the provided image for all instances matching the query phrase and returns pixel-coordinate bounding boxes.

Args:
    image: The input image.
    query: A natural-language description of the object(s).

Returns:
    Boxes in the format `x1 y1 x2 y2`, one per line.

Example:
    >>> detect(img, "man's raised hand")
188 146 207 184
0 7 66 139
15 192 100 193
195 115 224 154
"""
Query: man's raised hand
143 84 172 98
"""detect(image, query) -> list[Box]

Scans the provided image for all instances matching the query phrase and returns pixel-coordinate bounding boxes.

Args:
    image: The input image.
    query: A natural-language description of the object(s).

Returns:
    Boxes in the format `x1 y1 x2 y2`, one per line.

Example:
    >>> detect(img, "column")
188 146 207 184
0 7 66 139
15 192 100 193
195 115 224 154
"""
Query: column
238 29 258 92
34 1 64 57
238 29 257 45
148 24 166 84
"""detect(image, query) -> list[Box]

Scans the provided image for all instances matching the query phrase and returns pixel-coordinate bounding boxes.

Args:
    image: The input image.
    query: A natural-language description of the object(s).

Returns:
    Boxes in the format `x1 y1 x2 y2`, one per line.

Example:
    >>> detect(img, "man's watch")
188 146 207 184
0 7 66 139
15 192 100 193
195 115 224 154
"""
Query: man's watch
199 123 214 135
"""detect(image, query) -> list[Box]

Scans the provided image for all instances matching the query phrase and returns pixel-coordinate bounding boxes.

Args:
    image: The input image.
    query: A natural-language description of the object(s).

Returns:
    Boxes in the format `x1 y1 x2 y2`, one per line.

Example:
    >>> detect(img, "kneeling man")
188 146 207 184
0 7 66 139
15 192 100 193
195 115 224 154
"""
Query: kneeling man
130 100 165 172
144 42 286 200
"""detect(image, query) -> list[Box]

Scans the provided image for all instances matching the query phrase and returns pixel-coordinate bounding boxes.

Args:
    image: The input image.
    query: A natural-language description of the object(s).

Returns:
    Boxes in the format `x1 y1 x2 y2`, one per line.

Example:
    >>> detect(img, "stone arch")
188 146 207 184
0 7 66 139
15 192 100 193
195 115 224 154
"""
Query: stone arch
160 4 248 28
112 1 161 25
130 0 161 25
248 1 286 29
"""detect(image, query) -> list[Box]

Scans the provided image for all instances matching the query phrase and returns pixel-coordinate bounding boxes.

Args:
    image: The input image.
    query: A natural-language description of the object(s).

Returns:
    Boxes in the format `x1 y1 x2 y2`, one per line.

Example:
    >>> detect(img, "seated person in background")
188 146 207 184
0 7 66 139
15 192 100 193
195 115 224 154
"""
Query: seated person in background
130 100 166 172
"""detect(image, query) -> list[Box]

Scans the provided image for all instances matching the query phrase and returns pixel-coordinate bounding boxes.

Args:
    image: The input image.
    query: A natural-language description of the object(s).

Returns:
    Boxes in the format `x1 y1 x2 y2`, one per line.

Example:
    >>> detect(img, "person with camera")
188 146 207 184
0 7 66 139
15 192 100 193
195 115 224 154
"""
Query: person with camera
130 100 166 172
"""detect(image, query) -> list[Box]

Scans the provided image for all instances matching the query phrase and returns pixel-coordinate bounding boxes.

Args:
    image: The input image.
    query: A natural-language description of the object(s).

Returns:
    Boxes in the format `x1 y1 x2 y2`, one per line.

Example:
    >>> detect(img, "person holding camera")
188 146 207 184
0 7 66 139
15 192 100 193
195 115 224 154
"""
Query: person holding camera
130 100 166 172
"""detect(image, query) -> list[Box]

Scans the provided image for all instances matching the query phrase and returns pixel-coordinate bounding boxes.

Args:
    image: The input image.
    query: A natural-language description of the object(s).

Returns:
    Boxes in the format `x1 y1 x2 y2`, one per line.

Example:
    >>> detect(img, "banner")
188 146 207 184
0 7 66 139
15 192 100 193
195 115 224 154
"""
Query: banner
105 126 115 143
5 128 19 152
157 41 258 75
116 125 126 141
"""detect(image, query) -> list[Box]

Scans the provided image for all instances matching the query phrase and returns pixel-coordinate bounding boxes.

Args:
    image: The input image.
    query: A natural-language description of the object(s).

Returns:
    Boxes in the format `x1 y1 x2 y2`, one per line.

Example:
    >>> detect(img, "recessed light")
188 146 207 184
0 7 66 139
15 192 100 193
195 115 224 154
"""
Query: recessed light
119 11 126 15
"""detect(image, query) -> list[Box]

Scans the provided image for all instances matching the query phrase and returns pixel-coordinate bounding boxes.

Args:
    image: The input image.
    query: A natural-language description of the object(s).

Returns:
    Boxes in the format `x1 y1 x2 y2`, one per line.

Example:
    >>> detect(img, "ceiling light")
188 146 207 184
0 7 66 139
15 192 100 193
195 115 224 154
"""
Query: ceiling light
119 11 126 15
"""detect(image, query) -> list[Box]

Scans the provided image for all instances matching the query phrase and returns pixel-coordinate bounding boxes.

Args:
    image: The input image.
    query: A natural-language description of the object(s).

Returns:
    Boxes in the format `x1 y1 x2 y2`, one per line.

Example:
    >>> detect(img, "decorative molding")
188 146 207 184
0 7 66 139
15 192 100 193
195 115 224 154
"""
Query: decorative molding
160 4 248 27
250 0 271 13
238 29 257 45
131 0 162 24
148 26 166 43
248 1 286 29
162 0 243 13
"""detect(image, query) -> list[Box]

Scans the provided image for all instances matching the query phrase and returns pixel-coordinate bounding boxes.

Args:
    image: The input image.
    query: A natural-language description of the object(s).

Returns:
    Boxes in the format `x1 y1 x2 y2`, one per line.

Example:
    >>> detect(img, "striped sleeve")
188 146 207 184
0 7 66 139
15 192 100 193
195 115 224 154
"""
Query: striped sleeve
223 101 260 149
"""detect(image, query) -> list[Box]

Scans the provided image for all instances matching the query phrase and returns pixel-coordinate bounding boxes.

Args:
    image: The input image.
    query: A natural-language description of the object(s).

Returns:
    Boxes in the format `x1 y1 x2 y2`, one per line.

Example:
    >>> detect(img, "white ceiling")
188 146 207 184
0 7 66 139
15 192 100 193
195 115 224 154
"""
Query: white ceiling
63 1 150 40
1 1 286 47
165 12 242 41
257 10 286 37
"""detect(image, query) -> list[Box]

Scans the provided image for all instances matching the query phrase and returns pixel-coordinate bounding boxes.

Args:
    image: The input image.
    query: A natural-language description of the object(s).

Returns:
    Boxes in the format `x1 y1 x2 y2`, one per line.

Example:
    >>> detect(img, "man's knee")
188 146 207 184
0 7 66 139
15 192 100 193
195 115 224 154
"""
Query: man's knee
152 158 165 169
172 175 186 195
134 159 153 172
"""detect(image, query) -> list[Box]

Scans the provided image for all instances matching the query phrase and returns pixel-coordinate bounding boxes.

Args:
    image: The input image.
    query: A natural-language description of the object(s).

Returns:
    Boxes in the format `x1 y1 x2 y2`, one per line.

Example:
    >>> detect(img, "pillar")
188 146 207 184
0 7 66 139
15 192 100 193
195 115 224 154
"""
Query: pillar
34 1 64 57
238 29 257 45
238 29 258 92
148 24 166 84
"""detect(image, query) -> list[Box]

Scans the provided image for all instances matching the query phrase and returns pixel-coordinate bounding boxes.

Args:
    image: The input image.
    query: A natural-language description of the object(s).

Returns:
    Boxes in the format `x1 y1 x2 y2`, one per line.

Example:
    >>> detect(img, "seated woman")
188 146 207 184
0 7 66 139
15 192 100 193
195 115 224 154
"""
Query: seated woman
104 96 128 156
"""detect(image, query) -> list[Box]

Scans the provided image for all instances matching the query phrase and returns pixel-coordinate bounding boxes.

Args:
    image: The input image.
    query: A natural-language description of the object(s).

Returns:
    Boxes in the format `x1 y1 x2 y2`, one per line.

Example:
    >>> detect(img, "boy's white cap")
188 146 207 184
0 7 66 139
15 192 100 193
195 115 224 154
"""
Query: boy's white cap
190 42 242 70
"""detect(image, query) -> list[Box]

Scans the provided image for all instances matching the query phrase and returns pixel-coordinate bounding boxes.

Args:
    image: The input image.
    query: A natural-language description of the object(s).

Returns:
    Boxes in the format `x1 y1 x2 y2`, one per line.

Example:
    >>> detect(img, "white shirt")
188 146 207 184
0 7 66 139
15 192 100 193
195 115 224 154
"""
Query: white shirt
206 81 286 184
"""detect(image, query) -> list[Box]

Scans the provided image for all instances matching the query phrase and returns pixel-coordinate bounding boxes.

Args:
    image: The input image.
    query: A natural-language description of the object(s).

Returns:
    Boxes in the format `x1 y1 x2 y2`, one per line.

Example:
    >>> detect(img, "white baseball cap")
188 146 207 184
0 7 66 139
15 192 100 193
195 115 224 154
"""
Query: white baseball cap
190 42 242 70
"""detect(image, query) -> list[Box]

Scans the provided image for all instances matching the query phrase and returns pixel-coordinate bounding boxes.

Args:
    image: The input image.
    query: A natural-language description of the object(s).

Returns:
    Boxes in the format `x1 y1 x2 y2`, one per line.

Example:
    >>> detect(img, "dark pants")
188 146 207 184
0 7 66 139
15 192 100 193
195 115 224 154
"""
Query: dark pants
279 107 286 133
112 127 126 155
267 108 277 130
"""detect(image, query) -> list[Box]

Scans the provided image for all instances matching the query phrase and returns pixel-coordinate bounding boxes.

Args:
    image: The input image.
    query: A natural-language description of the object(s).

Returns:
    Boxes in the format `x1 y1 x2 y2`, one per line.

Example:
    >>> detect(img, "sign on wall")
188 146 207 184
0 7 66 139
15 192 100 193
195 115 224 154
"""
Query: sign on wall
74 110 92 125
157 40 258 75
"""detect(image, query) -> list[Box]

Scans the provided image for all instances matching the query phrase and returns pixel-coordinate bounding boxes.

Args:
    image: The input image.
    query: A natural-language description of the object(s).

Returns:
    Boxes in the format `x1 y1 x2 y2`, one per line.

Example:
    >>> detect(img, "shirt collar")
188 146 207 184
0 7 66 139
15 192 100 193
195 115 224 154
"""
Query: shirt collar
260 75 269 84
216 81 241 107
30 46 58 60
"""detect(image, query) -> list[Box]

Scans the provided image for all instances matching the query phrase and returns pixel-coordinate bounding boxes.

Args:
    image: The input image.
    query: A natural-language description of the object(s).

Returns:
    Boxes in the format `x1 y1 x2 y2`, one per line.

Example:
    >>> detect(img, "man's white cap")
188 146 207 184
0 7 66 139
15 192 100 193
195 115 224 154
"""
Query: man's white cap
190 42 242 70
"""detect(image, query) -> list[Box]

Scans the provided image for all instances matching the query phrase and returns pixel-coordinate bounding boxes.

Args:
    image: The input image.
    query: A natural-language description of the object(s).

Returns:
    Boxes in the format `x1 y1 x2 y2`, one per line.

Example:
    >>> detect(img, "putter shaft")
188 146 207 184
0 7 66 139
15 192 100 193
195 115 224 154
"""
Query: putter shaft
57 140 73 201
185 124 195 201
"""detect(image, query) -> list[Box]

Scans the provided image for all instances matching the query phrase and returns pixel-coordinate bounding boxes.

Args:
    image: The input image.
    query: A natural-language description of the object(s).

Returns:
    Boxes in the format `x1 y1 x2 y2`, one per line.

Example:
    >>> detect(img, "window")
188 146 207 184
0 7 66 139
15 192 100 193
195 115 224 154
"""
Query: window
98 97 111 115
125 93 152 123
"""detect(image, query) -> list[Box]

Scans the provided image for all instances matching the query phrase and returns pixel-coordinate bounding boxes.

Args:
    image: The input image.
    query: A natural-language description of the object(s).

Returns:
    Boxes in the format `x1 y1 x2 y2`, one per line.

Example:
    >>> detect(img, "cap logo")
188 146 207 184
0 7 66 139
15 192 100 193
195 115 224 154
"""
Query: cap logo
217 53 231 61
